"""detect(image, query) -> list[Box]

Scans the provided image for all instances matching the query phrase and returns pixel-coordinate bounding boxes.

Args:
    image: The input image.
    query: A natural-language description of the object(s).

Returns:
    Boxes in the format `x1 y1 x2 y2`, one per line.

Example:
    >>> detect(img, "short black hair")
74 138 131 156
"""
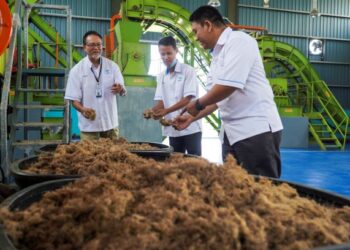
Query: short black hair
83 31 102 45
189 5 226 27
158 36 177 49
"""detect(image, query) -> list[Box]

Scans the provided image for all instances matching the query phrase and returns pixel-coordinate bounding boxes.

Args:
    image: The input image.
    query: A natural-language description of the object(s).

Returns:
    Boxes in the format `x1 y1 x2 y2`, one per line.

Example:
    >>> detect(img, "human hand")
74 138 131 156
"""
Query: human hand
181 100 199 117
173 114 194 131
143 109 154 119
160 117 173 127
153 108 168 120
82 108 96 120
111 83 126 96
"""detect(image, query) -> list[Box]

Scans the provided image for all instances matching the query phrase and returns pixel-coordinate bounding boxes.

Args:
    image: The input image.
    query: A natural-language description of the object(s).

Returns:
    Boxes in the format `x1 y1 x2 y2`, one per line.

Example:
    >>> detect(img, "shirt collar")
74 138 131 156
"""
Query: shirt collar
87 56 102 69
174 62 182 73
212 27 232 56
165 61 182 75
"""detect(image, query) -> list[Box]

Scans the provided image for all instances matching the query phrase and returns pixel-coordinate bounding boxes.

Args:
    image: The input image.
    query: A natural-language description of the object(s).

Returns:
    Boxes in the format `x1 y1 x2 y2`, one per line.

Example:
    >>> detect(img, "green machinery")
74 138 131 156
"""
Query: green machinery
260 37 348 150
112 19 163 142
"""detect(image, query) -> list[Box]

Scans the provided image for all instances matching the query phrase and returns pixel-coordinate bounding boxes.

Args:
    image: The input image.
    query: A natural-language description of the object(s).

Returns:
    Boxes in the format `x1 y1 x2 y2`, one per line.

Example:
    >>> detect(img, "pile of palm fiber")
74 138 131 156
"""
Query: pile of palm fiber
23 139 156 175
1 152 350 250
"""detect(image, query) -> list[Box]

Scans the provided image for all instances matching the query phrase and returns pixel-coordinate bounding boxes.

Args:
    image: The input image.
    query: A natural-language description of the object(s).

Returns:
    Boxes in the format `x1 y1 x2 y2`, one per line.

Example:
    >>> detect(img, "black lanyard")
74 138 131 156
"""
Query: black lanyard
90 59 102 83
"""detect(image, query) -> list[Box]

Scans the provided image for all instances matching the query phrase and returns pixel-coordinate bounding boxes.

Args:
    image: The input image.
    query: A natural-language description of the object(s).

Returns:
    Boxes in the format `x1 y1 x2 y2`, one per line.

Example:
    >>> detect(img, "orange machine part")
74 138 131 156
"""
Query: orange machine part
105 13 122 58
0 0 12 55
227 24 267 32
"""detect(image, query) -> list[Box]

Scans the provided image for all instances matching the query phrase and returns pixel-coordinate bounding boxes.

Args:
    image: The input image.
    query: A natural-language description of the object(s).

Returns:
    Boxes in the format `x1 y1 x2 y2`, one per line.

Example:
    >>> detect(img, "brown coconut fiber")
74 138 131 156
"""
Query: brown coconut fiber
0 140 349 250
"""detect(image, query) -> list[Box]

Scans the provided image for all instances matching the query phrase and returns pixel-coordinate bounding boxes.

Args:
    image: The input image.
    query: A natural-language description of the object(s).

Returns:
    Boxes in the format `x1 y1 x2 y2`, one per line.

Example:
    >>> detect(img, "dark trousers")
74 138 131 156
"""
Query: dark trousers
169 132 202 156
222 131 282 178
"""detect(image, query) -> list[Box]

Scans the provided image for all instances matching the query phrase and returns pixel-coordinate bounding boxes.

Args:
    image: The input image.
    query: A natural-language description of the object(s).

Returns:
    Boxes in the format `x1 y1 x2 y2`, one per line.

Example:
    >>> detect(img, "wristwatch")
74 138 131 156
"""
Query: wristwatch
195 99 205 111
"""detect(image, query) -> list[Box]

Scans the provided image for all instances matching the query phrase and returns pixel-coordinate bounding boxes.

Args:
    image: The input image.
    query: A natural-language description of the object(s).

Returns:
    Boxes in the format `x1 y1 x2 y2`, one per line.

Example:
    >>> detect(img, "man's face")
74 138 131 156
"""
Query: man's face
158 45 177 67
84 35 103 62
191 21 212 50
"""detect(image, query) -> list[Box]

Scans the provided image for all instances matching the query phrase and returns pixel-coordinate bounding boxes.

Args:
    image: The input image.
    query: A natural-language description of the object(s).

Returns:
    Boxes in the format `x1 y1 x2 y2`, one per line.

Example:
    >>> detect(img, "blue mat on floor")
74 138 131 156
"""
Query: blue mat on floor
281 149 350 197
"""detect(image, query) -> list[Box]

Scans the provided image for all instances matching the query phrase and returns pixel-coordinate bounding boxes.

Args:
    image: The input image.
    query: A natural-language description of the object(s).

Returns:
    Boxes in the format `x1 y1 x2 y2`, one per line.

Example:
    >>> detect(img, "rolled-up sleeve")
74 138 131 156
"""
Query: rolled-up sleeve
214 38 256 90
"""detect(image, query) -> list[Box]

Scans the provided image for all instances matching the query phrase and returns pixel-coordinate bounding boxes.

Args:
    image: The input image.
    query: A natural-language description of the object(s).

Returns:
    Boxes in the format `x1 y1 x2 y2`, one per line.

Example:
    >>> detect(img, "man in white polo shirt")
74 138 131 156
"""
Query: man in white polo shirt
175 6 283 178
65 31 126 141
146 36 202 156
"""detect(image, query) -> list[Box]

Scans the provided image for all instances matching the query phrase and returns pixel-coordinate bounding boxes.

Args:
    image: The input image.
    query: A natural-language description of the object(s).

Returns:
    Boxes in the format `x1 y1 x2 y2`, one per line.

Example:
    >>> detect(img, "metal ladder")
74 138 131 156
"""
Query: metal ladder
11 2 72 156
1 2 72 181
308 112 342 150
0 0 22 182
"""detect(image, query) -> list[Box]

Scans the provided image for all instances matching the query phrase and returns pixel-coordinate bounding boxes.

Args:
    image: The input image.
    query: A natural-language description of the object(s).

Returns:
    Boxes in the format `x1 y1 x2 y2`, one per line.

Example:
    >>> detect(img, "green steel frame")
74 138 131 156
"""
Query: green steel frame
259 36 349 150
8 0 82 67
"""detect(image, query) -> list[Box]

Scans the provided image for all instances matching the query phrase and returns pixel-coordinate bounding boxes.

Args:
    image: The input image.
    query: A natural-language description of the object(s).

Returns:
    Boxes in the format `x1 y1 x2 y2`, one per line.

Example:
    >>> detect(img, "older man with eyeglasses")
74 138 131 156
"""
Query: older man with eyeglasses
65 30 126 141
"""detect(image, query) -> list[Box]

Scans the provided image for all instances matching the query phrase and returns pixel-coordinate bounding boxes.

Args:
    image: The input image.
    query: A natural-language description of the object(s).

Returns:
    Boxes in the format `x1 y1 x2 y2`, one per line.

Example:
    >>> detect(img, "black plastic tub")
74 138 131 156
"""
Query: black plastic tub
128 141 173 161
0 179 76 250
36 142 173 161
254 176 350 208
10 156 80 189
12 142 174 188
0 178 350 250
34 144 61 154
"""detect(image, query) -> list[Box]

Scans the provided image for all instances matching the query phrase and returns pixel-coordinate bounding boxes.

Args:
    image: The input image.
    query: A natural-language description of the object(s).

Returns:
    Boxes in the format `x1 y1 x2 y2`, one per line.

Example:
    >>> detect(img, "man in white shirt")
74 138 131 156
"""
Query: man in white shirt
65 31 126 141
175 6 283 178
146 36 202 155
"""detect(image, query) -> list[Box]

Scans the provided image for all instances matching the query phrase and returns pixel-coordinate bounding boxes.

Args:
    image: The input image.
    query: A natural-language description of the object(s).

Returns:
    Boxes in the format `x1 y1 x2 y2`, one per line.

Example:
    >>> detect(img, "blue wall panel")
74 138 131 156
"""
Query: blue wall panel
43 0 112 17
38 0 111 48
313 64 350 86
238 0 350 109
172 0 227 16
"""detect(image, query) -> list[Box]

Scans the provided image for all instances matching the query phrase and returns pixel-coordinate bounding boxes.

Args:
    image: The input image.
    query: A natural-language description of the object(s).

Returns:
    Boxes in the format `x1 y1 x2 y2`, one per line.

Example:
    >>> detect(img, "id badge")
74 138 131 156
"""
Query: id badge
96 84 102 98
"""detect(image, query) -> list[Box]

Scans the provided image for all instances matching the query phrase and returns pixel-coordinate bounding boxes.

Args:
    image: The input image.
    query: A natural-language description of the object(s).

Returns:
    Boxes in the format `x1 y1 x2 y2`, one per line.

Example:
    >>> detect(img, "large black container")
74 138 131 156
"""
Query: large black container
10 156 80 189
254 176 350 208
0 179 75 250
12 142 174 188
0 178 349 250
36 142 173 161
128 142 173 160
34 144 62 154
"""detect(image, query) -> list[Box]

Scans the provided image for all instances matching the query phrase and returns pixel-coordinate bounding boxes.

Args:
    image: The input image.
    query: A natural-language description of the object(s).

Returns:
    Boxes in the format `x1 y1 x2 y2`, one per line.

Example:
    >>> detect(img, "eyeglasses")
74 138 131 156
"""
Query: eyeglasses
85 43 102 48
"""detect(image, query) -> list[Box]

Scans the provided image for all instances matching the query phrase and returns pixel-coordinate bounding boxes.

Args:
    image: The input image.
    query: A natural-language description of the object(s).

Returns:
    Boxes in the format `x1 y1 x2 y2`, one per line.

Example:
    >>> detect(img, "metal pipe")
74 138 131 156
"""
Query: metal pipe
310 61 350 65
39 12 110 21
31 3 70 10
328 84 350 88
270 32 350 43
64 7 72 143
238 4 350 19
0 0 21 182
24 4 31 68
